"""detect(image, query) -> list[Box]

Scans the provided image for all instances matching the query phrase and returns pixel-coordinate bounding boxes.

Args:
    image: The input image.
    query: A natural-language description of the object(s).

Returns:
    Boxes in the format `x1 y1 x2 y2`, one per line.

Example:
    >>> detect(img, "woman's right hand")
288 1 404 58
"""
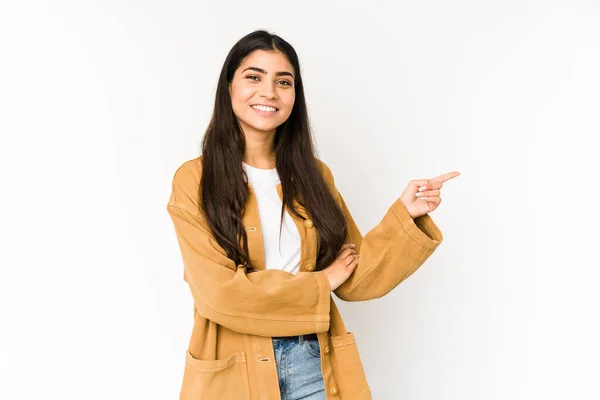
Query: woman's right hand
322 243 360 292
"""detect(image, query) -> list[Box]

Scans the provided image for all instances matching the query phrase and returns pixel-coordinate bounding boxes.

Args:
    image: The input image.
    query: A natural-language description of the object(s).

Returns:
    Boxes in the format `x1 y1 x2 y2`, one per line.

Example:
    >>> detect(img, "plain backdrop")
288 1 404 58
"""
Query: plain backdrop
1 0 599 399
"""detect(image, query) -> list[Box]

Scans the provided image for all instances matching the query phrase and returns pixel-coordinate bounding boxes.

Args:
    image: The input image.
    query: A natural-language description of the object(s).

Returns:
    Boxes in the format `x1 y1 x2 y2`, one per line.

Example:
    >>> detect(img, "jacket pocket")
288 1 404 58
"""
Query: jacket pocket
329 332 372 399
180 351 251 400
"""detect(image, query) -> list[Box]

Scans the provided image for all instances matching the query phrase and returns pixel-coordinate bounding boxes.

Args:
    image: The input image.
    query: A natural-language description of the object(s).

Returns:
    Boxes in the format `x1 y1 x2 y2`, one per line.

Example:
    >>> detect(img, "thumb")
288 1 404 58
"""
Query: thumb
411 179 430 189
404 179 429 197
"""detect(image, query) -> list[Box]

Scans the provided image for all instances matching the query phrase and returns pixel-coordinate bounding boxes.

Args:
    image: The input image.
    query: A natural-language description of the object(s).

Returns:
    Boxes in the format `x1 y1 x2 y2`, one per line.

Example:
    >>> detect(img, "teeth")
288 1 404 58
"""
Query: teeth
252 105 277 112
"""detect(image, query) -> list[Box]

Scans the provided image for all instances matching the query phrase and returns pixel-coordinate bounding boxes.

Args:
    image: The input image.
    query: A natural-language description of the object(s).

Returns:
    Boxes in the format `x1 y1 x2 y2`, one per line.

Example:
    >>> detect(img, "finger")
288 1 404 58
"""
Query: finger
419 196 442 204
343 250 358 260
410 179 430 188
339 248 357 259
411 179 445 191
337 243 356 255
416 189 440 197
431 171 460 183
347 254 360 271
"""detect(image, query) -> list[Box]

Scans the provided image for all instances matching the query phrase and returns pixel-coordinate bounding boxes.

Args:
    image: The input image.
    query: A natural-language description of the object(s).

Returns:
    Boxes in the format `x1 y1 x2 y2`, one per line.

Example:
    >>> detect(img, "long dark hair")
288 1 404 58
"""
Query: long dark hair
200 30 347 272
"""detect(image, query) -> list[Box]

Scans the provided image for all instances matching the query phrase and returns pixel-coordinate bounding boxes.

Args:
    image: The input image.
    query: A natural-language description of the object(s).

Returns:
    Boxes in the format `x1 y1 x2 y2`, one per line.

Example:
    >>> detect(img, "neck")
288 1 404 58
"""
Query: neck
243 132 276 169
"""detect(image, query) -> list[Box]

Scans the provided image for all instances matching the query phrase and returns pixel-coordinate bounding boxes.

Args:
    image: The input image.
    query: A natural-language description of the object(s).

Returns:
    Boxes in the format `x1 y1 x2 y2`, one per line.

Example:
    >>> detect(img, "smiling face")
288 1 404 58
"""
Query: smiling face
228 50 296 138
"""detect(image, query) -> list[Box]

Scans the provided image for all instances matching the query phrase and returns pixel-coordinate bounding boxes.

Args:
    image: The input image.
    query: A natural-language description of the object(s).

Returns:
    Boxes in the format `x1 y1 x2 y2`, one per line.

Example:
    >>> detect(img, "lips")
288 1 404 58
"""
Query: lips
251 105 278 116
251 104 278 111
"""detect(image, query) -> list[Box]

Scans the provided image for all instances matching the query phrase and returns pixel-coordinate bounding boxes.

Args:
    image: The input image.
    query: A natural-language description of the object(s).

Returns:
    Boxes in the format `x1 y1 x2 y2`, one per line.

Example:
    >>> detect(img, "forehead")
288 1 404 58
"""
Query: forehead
237 50 294 74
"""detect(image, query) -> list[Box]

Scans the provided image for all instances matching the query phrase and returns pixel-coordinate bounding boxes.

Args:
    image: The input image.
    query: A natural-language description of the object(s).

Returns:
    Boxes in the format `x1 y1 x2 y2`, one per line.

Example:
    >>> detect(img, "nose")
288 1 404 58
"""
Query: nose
259 80 278 99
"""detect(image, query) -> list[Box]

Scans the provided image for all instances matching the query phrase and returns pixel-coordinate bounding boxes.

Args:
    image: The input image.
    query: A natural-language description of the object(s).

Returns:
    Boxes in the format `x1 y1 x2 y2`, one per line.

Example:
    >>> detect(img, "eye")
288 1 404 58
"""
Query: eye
246 75 292 87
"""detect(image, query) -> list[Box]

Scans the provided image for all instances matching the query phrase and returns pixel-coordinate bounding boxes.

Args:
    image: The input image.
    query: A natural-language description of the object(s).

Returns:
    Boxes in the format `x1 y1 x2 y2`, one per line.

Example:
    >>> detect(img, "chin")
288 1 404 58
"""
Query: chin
254 125 280 133
248 120 283 132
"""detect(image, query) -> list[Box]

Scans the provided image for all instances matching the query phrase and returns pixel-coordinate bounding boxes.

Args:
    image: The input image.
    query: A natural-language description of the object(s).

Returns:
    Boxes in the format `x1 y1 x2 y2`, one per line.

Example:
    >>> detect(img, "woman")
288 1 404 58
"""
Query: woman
167 30 459 400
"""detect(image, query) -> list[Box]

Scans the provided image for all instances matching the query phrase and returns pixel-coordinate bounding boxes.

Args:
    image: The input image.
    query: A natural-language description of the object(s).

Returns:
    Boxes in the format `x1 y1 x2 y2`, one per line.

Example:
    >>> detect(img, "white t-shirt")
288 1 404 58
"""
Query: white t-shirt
242 161 301 275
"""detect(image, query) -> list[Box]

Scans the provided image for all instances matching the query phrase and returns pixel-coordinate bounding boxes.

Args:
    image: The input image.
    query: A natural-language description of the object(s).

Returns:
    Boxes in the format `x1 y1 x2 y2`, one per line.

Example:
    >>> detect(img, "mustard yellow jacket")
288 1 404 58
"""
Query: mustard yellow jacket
167 156 444 399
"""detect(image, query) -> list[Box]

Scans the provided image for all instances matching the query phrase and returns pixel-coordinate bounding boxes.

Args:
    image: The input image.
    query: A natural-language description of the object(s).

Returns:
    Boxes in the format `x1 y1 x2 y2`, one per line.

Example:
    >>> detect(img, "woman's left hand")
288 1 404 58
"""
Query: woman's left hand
400 171 460 219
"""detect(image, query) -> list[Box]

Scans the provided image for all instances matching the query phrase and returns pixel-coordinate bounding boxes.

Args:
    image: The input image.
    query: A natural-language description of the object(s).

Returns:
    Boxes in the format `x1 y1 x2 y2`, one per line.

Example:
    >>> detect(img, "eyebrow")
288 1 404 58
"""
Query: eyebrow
241 66 294 79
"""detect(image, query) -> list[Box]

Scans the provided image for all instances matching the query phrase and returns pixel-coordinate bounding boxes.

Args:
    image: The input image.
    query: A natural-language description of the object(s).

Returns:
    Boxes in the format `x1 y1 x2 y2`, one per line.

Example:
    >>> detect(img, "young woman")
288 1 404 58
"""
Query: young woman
167 30 459 400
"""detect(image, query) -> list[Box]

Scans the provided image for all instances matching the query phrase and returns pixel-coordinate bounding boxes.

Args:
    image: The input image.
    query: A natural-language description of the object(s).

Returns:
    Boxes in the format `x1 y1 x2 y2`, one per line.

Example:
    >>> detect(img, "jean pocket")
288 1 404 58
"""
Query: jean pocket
302 338 321 358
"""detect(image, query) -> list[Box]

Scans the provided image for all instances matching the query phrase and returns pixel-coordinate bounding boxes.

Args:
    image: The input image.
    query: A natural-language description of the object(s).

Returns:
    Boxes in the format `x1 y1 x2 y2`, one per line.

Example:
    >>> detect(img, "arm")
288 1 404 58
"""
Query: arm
326 169 444 301
167 162 331 337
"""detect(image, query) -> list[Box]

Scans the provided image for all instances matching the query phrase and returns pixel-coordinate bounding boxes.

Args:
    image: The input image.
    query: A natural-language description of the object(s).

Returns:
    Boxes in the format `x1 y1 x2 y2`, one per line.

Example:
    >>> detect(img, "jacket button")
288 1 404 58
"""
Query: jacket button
324 345 330 354
304 219 314 228
306 263 315 272
330 387 339 396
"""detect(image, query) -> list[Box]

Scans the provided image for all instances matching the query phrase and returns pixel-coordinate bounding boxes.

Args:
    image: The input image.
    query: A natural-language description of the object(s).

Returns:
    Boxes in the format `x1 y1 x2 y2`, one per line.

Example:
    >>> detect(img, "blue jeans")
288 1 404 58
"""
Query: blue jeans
272 335 326 400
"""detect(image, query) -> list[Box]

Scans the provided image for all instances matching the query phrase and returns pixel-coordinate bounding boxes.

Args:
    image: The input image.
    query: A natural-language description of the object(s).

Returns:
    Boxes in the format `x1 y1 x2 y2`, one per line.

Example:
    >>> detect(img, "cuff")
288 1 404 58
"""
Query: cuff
313 271 332 332
389 197 444 250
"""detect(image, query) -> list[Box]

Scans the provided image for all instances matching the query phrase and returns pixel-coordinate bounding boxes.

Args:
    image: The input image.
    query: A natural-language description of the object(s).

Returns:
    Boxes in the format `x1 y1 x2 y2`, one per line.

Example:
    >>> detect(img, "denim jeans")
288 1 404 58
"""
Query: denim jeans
272 335 326 400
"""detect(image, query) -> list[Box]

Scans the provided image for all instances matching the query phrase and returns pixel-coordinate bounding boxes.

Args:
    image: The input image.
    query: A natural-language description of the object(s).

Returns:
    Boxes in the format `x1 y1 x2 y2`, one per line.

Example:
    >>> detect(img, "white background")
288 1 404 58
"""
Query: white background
1 1 599 399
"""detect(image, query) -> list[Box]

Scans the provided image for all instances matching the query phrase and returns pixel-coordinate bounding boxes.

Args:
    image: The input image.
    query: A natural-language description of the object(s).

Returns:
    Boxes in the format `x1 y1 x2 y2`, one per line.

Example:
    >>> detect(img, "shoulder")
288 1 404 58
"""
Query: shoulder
169 156 336 211
315 158 338 199
168 155 203 215
173 155 203 183
173 155 332 184
315 158 334 183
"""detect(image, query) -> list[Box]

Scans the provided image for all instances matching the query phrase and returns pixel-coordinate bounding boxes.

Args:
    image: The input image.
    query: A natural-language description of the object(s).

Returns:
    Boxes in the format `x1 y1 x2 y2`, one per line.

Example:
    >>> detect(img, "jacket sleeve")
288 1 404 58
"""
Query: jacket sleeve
166 165 331 337
328 170 444 302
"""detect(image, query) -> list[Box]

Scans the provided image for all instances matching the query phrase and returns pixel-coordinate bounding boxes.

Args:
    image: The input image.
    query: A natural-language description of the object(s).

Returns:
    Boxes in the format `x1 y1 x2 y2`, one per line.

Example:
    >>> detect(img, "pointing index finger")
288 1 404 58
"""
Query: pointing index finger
431 171 461 183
